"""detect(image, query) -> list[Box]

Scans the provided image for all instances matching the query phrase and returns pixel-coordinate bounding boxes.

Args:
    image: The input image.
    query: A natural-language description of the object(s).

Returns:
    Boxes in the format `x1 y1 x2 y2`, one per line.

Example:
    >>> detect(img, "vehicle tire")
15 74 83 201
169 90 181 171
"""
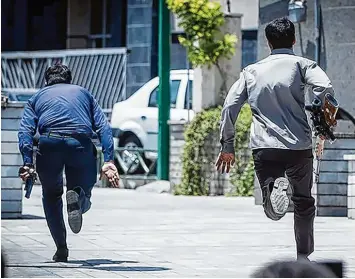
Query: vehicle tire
118 135 147 175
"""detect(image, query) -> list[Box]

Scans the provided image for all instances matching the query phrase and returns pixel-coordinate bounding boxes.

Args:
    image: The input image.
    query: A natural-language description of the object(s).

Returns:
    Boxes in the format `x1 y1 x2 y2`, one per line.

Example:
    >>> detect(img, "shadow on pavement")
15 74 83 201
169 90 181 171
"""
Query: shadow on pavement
21 214 46 220
2 214 45 220
65 259 139 266
7 258 171 272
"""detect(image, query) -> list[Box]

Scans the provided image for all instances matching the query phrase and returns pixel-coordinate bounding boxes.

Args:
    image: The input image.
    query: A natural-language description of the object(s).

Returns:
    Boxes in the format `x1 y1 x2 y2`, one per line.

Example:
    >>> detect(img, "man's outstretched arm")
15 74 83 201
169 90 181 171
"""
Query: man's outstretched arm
219 71 248 154
216 71 248 173
18 100 38 164
91 96 114 162
91 96 120 187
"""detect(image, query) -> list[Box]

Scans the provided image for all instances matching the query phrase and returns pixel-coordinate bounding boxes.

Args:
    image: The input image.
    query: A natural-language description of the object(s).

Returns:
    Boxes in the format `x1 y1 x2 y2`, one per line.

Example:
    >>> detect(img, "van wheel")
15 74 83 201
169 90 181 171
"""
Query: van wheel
118 135 146 175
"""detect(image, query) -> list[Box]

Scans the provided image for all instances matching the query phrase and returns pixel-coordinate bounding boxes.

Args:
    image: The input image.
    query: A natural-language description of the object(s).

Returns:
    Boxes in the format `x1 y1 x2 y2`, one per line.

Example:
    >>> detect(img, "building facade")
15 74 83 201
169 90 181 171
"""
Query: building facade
2 0 259 97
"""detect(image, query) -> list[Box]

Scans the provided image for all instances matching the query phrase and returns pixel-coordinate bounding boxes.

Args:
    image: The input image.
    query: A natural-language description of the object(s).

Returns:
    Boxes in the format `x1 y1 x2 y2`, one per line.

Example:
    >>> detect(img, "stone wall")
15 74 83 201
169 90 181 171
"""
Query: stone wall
316 134 355 217
1 103 24 218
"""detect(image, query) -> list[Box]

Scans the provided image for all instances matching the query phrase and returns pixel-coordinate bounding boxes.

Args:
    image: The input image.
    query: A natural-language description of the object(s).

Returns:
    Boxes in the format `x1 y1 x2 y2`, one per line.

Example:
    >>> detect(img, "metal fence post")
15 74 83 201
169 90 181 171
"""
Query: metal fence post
157 0 171 180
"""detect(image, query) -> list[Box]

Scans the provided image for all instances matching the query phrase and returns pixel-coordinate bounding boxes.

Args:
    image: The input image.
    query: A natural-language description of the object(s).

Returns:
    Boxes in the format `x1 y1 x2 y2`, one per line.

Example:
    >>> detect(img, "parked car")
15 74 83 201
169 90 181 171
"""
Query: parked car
110 69 195 174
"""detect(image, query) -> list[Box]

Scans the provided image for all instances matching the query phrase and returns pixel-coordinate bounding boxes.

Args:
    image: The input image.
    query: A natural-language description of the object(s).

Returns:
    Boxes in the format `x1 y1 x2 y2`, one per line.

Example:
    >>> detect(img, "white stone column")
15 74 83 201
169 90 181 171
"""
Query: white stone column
344 154 355 220
192 13 242 112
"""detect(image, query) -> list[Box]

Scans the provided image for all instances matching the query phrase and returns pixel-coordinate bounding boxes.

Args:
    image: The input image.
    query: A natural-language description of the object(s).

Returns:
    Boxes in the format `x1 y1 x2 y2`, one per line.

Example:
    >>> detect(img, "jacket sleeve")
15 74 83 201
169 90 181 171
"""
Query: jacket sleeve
91 96 114 162
18 100 38 164
219 71 248 154
304 62 335 100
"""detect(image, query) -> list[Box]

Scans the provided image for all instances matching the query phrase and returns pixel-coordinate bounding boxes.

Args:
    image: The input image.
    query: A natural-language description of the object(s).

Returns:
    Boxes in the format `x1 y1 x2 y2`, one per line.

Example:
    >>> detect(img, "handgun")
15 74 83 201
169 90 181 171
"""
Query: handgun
18 165 37 199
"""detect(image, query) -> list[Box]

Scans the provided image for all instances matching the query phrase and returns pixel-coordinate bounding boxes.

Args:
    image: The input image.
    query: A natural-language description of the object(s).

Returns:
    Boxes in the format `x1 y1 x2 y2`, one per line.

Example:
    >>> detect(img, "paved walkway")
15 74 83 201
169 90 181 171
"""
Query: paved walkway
2 187 355 278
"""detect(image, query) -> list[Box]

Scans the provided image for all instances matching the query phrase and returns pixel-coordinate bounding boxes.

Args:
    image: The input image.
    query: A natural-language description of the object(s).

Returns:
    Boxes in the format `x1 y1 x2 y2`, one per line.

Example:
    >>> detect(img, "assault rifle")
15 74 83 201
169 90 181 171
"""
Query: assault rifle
305 93 339 183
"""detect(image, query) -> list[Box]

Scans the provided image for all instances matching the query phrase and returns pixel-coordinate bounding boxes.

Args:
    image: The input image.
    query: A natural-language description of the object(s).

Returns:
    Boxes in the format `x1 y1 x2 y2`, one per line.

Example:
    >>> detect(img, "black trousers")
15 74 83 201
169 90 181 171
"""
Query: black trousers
252 148 315 257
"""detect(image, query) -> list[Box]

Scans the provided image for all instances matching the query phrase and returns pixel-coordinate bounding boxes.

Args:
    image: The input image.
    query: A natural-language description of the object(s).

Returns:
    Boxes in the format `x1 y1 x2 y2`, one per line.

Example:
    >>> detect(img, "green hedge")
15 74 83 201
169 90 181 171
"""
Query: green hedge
174 105 254 196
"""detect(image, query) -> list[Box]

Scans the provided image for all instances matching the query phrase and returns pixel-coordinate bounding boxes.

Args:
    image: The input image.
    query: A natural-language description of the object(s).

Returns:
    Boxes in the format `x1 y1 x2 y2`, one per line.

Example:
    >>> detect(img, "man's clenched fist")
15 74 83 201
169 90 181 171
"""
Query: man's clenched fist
19 165 36 181
101 161 120 188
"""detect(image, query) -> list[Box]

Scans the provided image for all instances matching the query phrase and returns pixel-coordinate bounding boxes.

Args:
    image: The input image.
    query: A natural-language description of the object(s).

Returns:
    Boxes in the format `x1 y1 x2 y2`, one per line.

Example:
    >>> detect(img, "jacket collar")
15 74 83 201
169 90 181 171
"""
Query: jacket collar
271 48 295 55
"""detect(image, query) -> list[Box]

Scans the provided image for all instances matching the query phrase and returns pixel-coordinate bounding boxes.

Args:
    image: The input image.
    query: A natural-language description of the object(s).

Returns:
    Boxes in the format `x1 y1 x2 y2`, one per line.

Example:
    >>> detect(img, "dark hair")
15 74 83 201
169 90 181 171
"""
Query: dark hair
44 64 72 86
250 260 337 278
265 17 295 49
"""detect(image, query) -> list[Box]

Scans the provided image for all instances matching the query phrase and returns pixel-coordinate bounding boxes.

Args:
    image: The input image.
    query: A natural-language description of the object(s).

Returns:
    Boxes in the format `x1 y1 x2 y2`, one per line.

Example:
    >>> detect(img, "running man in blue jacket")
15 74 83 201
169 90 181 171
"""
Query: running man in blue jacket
18 64 120 262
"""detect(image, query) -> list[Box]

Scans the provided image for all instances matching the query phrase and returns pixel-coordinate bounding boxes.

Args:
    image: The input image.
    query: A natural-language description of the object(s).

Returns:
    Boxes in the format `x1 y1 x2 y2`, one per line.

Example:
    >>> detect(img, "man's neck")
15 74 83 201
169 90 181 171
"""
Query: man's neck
271 48 295 55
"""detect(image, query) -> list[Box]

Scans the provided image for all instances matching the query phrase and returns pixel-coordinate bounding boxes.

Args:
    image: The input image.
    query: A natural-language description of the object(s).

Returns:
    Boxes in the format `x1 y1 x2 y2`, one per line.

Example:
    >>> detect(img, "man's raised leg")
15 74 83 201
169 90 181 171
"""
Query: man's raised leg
253 149 288 220
65 138 98 233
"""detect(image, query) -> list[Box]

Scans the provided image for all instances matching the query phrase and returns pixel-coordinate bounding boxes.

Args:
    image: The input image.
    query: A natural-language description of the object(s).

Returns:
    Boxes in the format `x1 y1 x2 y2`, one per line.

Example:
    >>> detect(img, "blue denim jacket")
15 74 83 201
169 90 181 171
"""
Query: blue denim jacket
18 83 114 164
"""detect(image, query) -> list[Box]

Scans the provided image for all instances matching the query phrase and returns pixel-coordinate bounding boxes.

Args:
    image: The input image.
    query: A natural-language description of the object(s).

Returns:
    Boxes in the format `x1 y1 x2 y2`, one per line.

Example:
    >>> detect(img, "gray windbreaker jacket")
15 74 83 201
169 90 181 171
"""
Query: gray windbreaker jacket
219 48 335 154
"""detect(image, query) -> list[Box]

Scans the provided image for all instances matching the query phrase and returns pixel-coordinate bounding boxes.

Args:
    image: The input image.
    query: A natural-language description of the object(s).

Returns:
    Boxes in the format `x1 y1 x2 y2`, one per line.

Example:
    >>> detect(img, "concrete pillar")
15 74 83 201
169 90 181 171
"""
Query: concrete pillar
66 0 91 49
193 13 242 112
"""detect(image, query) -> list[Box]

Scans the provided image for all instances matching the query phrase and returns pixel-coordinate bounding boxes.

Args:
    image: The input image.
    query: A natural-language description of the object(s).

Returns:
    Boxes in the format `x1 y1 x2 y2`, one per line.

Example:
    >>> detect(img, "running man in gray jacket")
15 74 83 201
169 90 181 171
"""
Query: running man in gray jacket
216 17 335 260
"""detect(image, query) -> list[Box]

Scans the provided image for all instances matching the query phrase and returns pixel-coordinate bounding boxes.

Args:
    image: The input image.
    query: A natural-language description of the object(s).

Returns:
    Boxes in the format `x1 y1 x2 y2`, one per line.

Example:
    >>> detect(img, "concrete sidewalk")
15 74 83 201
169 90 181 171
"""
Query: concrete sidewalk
2 187 355 278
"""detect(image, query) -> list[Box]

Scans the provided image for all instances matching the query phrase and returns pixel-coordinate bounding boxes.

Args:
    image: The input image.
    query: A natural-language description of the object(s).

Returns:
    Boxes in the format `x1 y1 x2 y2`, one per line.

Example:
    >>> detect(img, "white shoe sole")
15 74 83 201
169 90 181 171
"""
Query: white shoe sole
270 177 290 215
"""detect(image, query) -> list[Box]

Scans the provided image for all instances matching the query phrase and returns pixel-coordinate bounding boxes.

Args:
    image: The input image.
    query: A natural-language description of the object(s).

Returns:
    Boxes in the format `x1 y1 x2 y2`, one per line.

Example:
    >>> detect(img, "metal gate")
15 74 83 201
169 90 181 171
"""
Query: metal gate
1 48 127 111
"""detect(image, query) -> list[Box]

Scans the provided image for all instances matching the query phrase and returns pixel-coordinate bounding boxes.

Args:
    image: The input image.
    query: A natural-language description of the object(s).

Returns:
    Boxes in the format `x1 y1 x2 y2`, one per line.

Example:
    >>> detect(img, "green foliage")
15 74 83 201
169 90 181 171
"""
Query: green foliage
174 105 254 196
174 106 222 195
166 0 237 68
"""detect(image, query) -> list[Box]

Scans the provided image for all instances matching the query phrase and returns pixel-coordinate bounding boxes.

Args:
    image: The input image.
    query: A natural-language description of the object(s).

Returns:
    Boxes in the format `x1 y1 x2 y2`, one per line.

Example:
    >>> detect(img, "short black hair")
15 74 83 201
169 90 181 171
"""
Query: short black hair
250 260 336 278
44 64 72 86
265 17 295 49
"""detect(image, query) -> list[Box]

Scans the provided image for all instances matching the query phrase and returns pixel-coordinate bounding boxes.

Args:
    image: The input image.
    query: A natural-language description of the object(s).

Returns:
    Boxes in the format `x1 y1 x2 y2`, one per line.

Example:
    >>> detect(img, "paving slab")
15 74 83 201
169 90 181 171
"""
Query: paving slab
2 187 355 277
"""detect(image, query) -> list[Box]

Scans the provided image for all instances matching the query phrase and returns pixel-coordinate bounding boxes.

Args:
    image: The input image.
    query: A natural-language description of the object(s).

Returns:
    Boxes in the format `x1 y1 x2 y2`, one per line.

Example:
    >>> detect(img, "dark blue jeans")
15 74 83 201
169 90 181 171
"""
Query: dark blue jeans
36 135 97 248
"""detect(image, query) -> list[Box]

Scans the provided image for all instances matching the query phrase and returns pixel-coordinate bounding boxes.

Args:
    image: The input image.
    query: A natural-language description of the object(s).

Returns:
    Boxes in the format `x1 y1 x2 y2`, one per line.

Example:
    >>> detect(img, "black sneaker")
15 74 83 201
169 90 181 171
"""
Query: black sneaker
66 190 82 234
53 247 68 262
